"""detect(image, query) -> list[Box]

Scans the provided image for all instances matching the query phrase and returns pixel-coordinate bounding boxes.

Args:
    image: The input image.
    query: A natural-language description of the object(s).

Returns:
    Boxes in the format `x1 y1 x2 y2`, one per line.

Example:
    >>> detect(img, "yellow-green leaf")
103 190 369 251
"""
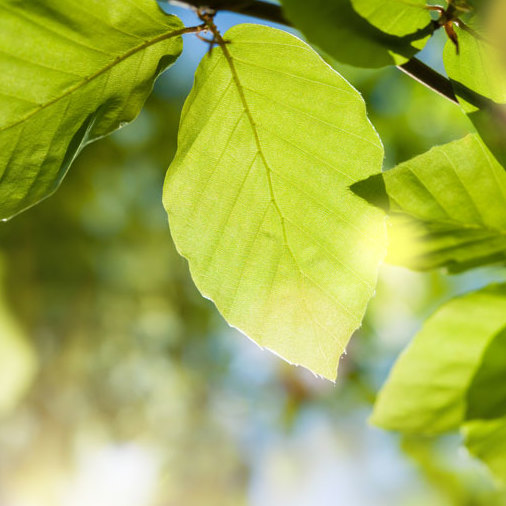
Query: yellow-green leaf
443 27 506 168
371 284 506 434
351 0 431 37
463 416 506 485
465 326 506 420
352 135 506 273
0 0 184 219
164 24 386 380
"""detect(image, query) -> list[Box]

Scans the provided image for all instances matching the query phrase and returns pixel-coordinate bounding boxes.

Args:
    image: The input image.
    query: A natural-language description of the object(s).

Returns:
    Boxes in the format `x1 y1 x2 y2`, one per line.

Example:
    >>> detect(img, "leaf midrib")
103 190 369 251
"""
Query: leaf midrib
390 202 506 240
388 162 506 240
0 25 188 133
216 39 290 247
216 39 365 321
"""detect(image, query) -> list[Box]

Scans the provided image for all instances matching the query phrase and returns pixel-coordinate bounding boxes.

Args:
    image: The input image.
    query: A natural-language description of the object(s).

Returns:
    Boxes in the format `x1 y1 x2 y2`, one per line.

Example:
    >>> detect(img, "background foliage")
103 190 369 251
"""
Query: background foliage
1 0 506 504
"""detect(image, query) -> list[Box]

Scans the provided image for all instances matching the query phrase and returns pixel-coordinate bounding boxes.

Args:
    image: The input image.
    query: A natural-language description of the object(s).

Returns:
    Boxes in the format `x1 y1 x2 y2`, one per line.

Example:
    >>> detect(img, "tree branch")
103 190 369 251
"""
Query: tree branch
168 0 290 25
397 58 458 104
169 0 460 105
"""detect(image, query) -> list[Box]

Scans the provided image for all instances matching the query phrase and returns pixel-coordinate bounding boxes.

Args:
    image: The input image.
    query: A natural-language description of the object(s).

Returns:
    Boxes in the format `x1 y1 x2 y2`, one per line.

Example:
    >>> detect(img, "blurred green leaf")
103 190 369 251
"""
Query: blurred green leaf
0 0 184 220
486 0 506 69
443 27 506 168
371 284 506 434
443 27 506 104
351 0 431 37
280 0 433 68
401 435 477 504
164 24 386 380
352 134 506 273
466 326 506 420
464 416 506 485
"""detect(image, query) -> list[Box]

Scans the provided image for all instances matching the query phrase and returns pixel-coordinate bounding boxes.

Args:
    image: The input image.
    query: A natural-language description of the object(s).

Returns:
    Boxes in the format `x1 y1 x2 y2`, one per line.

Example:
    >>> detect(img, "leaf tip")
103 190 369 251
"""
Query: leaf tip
350 174 390 212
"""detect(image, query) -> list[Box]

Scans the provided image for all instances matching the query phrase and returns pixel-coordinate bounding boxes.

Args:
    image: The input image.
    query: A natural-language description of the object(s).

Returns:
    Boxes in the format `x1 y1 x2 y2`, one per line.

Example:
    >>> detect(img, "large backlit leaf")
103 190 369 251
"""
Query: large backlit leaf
281 0 433 68
0 0 184 219
444 27 506 168
486 0 506 69
371 284 506 434
164 24 386 380
352 135 506 273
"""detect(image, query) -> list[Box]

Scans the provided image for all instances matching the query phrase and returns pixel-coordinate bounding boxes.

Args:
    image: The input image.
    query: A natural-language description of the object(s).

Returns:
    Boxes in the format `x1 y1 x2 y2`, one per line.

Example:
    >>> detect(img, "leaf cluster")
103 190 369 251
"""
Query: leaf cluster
1 0 506 485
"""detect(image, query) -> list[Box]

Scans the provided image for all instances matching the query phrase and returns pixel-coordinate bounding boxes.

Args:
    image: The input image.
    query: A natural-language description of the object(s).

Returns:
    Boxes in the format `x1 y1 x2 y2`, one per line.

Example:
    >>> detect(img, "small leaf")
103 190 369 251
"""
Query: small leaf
351 0 431 37
280 0 433 68
443 27 506 168
164 24 386 380
0 0 184 219
352 135 506 273
371 284 506 434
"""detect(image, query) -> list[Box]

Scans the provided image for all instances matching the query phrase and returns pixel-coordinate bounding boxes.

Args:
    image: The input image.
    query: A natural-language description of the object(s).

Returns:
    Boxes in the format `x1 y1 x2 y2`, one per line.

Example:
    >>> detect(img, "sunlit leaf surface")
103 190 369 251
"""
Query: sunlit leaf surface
352 135 506 272
351 0 431 37
0 0 183 219
164 24 386 380
444 28 506 168
371 284 506 434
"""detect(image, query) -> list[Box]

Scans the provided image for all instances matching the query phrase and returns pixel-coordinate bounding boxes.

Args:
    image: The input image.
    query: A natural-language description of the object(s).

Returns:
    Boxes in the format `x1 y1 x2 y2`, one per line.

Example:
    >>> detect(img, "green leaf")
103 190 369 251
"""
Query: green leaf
444 28 506 105
164 24 386 380
280 0 433 68
443 27 506 168
486 0 506 69
463 417 506 484
0 0 184 220
352 135 506 273
350 0 431 37
466 326 506 420
400 435 471 501
371 284 506 434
